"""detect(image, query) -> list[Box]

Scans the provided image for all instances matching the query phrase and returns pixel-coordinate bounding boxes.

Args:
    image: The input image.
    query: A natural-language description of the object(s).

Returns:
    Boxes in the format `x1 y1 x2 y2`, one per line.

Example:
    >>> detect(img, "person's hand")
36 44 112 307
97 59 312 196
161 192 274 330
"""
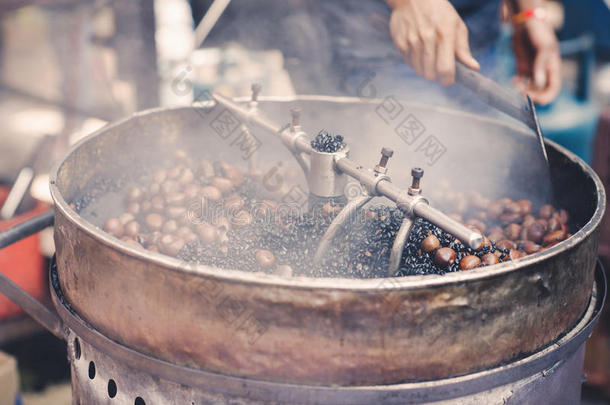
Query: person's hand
512 18 561 105
388 0 480 87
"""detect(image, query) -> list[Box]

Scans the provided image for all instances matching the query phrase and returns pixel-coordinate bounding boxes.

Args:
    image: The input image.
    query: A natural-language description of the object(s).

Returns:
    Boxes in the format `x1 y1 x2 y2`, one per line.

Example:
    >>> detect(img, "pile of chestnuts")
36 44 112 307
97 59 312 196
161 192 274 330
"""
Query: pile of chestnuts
93 150 572 278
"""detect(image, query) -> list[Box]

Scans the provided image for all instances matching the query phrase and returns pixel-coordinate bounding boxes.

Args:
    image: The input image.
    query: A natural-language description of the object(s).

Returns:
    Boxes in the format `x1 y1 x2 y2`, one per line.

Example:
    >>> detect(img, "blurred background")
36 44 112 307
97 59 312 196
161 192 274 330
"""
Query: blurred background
0 0 608 403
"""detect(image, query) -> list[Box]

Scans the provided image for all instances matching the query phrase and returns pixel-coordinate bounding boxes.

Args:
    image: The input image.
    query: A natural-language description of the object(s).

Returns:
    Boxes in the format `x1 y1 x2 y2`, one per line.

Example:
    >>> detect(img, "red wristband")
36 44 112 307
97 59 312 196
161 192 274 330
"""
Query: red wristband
512 7 547 25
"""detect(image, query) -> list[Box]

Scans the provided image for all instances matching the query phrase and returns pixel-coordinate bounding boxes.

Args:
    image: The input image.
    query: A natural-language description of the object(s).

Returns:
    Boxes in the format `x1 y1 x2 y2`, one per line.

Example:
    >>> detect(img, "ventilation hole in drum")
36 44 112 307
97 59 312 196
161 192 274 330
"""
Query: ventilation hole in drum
108 379 118 398
135 397 146 405
74 338 81 360
88 361 96 379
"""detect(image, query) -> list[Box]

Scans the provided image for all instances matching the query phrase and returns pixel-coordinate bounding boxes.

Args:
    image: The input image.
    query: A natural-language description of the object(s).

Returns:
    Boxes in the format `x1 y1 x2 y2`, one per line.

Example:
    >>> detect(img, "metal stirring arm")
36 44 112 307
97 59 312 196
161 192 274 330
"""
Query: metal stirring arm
212 92 313 161
214 90 311 178
332 157 482 249
211 92 483 263
388 217 414 277
313 194 373 264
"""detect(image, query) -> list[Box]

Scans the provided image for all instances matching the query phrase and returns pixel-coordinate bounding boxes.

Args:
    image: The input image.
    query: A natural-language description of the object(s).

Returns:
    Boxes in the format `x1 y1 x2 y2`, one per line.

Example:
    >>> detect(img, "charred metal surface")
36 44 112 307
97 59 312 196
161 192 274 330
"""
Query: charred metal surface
50 99 606 386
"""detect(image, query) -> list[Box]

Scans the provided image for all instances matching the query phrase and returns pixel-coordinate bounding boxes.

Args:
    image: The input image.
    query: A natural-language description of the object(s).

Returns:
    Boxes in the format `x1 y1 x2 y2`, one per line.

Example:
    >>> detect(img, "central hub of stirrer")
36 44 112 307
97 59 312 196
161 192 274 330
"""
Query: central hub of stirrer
211 87 482 276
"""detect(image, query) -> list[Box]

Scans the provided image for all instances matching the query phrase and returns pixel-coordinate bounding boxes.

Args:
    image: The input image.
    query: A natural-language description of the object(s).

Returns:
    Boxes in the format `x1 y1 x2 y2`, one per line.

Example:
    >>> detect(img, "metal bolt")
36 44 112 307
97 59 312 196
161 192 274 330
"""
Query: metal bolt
378 147 394 168
290 107 302 127
251 83 262 102
411 167 424 189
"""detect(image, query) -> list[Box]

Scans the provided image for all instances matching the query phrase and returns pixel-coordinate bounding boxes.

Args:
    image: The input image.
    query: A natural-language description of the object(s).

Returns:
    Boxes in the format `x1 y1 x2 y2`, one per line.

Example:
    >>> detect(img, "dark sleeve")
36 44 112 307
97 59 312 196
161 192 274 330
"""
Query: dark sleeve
450 0 503 54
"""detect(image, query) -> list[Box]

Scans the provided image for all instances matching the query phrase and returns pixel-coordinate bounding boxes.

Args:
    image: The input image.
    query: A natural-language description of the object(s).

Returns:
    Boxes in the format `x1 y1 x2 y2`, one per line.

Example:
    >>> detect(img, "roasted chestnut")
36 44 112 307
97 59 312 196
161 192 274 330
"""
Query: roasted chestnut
256 249 276 268
459 255 481 270
421 234 440 253
434 247 456 268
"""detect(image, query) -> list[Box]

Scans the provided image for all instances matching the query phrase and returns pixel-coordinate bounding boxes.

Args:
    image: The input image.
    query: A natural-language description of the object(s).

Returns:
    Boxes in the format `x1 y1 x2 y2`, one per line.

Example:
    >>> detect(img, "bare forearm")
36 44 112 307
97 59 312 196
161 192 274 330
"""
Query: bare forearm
386 0 410 9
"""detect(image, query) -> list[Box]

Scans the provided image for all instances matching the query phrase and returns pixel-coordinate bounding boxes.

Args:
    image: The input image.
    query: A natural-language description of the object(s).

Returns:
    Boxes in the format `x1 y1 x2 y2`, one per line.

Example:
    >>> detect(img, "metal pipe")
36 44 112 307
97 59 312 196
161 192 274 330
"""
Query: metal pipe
212 93 281 134
294 136 313 155
375 181 483 250
414 203 483 250
0 210 64 339
334 156 365 180
0 210 54 250
336 158 482 250
314 195 372 264
0 269 65 340
214 93 481 249
194 0 232 48
388 216 414 276
0 167 34 220
213 93 313 155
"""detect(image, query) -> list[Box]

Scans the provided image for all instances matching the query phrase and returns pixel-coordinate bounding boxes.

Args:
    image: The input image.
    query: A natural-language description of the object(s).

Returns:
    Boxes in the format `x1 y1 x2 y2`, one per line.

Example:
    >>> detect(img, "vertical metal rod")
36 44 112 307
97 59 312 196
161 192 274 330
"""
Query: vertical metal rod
388 216 414 277
0 167 34 220
194 0 232 48
291 143 311 176
526 95 549 163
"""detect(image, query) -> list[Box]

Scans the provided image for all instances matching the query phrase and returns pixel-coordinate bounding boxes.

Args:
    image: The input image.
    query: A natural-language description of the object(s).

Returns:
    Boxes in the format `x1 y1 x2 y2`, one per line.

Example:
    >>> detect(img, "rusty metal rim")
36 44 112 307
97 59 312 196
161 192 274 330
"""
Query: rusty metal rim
48 97 606 291
51 261 605 404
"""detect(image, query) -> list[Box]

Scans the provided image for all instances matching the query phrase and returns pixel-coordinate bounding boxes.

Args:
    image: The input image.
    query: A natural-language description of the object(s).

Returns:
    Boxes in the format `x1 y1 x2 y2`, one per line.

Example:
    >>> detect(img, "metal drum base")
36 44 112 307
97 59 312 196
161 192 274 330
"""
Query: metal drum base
69 337 587 405
54 264 605 405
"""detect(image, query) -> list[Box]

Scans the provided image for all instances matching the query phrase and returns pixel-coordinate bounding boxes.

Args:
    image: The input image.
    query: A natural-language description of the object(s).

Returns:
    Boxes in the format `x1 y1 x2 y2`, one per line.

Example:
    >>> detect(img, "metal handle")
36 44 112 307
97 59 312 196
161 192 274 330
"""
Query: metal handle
455 61 535 130
0 210 66 340
455 61 549 165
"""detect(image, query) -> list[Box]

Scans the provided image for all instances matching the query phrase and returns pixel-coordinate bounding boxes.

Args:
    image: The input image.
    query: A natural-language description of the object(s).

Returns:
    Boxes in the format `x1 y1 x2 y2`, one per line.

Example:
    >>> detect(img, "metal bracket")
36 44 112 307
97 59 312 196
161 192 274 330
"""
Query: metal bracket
395 190 429 217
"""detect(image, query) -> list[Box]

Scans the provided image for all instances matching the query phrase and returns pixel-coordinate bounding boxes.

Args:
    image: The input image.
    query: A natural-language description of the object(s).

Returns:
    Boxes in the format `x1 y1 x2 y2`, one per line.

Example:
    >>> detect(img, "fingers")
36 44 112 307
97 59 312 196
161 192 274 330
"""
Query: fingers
390 12 424 76
421 29 437 81
390 13 410 56
436 27 456 86
407 33 425 77
455 21 480 71
533 57 547 90
389 4 475 86
546 54 562 100
528 51 561 105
